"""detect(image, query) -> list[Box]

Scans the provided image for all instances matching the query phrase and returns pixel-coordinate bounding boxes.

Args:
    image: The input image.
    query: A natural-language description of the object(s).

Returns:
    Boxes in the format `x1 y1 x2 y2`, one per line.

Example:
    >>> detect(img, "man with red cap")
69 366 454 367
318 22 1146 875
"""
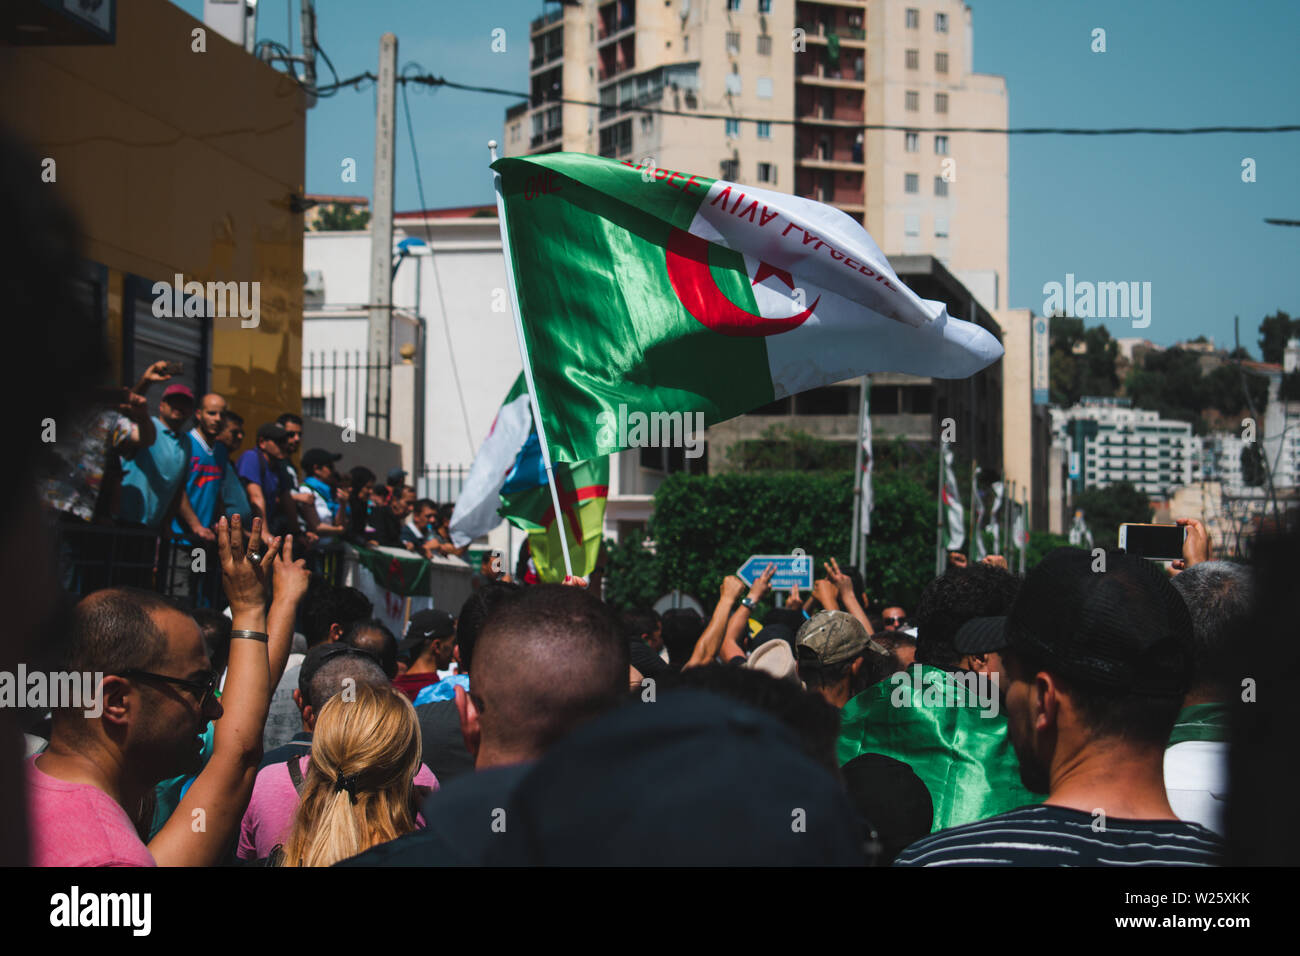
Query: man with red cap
116 381 197 531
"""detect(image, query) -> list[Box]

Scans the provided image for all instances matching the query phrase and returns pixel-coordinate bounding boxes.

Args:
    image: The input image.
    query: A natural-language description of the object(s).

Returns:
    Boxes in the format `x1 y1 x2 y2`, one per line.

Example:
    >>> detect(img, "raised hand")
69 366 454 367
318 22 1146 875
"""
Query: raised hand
1172 518 1210 572
269 534 311 608
721 575 747 604
747 563 776 603
217 515 281 615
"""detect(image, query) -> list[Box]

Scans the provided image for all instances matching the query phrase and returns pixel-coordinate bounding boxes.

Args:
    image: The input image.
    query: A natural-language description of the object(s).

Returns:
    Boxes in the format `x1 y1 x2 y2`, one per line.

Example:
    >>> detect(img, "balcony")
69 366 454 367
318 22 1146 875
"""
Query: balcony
531 9 563 33
795 22 867 46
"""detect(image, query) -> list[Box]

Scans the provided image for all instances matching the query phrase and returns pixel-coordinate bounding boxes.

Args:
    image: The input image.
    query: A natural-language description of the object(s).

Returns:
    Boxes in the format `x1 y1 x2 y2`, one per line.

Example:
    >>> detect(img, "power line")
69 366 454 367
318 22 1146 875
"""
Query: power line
399 66 477 459
315 71 1300 136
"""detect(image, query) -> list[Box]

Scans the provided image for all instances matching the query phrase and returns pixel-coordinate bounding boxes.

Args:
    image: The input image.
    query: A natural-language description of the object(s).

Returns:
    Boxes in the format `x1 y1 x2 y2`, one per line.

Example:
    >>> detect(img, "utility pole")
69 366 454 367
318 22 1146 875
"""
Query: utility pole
368 33 397 439
850 375 867 568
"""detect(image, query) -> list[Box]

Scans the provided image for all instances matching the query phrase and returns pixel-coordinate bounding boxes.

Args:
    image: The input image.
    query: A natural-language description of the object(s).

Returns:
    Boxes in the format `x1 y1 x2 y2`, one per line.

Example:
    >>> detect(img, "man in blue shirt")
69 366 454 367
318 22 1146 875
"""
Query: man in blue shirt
116 383 195 530
236 422 291 543
170 393 230 604
217 410 252 524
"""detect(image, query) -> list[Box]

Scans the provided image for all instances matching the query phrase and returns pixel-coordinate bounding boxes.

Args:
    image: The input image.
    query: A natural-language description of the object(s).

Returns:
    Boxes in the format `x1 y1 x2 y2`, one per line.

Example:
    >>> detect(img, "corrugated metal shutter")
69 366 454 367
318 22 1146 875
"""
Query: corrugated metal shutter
124 276 208 415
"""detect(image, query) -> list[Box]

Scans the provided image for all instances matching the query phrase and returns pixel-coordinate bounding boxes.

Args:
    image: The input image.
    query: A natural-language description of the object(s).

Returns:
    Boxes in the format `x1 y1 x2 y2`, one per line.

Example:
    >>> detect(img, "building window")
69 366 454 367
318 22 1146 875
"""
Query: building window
757 76 773 98
906 8 919 29
905 90 919 111
905 49 919 70
757 34 771 55
936 12 949 32
757 162 775 183
934 176 948 197
936 51 949 73
725 117 741 137
759 0 771 11
935 134 948 154
726 31 740 54
935 216 949 237
726 72 742 95
727 0 741 10
935 92 949 113
721 158 739 179
756 121 771 138
905 213 920 236
905 173 919 193
905 131 919 152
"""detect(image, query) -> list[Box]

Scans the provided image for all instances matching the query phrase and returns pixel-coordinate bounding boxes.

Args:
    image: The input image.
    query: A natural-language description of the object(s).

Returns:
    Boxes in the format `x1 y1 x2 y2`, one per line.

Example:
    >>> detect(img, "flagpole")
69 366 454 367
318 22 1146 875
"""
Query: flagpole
1020 486 1029 575
935 446 945 577
968 460 977 559
488 141 575 579
850 376 867 568
860 373 871 570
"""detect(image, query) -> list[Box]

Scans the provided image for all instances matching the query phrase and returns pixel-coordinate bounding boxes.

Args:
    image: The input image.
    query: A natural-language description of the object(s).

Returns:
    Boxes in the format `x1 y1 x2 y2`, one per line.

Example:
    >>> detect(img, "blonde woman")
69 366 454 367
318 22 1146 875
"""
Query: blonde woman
277 683 431 867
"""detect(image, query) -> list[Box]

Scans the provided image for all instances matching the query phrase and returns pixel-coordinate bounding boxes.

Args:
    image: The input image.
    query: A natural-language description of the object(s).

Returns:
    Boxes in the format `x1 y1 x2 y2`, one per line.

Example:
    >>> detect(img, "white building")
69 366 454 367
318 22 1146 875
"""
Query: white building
1051 398 1199 500
302 214 679 553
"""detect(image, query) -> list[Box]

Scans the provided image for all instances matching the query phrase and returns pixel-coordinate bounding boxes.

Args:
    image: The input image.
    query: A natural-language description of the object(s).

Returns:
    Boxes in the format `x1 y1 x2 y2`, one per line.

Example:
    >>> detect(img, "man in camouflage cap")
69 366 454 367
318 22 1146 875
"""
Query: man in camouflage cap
796 611 891 707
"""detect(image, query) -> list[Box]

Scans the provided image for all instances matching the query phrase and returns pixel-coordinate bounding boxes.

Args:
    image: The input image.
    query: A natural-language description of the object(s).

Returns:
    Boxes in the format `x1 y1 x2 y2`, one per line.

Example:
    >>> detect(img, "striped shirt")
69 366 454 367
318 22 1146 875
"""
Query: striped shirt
894 805 1223 867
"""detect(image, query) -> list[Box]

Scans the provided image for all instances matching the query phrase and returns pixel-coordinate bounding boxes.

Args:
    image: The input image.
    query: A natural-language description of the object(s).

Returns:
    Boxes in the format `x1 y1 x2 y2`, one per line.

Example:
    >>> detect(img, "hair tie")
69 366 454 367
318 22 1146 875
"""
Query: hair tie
334 772 360 804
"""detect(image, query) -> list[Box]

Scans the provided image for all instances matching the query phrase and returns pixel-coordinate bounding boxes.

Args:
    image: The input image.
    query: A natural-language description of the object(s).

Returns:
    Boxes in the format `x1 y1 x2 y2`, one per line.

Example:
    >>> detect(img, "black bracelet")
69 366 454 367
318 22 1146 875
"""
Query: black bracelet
230 630 269 643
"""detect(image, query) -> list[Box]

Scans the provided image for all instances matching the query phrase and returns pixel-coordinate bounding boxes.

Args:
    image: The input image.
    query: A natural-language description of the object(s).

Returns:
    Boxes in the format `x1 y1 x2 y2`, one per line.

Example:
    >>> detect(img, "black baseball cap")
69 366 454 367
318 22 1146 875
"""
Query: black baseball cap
397 608 456 658
952 616 1008 655
482 690 868 865
301 447 342 471
257 422 290 444
1006 547 1193 698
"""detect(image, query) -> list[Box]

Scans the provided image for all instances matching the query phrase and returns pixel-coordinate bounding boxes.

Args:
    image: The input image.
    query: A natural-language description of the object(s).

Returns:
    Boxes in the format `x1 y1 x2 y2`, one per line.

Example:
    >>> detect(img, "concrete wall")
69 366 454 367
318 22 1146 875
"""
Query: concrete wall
1 0 306 429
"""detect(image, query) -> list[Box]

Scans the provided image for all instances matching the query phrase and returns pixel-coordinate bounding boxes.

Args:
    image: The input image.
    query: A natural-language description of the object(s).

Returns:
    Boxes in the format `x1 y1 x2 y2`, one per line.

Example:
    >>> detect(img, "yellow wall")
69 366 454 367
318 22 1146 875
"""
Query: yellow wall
1 0 306 431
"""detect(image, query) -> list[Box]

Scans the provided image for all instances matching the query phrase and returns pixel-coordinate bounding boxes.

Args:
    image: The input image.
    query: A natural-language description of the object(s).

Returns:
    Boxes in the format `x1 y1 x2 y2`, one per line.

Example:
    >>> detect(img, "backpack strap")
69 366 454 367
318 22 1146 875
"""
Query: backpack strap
286 756 306 796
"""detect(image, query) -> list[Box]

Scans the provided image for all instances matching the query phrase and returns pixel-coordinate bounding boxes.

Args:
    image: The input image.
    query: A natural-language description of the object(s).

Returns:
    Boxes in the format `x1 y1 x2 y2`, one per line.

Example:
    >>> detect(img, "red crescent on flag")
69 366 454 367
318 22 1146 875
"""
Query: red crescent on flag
665 228 818 337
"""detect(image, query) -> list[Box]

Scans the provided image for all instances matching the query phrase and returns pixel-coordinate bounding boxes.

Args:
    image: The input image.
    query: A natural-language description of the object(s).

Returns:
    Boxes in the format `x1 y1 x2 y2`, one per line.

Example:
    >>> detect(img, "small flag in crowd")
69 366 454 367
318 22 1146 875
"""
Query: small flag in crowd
985 480 1004 554
941 444 965 552
972 468 987 561
448 375 609 582
492 152 1004 463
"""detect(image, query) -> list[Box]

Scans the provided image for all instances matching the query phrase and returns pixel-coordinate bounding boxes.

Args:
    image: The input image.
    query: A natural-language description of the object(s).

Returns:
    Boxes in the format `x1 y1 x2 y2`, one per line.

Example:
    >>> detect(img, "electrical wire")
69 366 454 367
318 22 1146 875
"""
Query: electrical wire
400 65 478 459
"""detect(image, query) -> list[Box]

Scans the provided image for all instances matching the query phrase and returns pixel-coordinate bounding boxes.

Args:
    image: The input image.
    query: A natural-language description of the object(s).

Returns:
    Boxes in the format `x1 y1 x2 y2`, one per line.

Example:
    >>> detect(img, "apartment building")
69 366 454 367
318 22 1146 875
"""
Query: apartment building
505 0 1008 306
1051 398 1200 501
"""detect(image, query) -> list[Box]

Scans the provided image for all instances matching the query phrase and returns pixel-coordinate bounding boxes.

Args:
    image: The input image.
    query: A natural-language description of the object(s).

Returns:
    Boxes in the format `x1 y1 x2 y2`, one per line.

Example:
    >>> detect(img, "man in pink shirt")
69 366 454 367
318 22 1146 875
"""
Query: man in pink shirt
29 516 308 866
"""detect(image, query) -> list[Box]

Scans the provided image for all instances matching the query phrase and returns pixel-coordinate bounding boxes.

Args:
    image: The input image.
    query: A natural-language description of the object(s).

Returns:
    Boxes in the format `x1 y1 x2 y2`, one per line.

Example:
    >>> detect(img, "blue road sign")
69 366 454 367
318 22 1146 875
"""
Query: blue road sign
737 553 814 591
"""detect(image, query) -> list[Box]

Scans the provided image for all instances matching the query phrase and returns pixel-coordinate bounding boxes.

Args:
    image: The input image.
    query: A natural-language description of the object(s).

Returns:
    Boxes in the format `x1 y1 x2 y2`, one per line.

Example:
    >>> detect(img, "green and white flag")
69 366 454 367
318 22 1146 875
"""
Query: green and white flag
941 444 965 552
493 153 1003 463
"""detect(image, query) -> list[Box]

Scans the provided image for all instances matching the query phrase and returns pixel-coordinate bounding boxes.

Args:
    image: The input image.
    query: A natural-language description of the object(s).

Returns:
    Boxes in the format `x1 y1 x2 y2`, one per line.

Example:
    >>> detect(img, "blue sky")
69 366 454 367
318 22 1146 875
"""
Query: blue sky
174 0 1299 354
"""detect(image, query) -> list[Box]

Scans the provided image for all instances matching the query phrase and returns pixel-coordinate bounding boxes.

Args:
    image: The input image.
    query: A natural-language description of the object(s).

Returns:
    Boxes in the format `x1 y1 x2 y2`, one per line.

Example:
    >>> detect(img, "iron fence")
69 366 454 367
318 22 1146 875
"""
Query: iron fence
302 351 391 440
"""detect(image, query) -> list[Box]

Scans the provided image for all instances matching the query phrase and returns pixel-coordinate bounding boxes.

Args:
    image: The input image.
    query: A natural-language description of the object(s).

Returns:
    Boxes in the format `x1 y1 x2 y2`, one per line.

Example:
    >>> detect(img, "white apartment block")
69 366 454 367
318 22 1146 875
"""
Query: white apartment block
1051 399 1200 500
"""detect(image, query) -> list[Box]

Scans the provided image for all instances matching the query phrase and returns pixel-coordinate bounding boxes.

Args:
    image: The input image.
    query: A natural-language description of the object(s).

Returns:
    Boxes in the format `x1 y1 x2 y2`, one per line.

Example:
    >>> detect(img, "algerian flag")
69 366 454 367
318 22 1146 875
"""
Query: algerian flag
985 480 1004 554
941 444 965 552
1068 509 1094 549
493 153 1003 463
972 469 987 561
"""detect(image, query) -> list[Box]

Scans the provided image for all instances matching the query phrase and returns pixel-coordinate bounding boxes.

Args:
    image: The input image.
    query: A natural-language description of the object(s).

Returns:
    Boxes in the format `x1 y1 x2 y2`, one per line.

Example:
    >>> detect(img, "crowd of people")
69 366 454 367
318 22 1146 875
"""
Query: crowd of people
20 501 1248 866
41 362 467 603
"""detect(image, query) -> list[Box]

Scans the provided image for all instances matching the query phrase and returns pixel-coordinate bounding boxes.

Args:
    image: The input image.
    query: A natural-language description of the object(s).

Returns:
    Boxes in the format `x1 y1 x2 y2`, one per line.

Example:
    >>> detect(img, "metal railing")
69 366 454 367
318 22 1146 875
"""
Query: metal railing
302 351 391 440
417 464 469 506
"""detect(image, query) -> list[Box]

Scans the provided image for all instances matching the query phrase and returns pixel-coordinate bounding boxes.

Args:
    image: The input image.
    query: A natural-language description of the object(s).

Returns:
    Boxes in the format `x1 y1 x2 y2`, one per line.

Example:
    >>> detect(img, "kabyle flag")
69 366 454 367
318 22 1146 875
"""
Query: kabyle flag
492 153 1003 463
941 444 965 552
498 423 608 583
448 376 533 548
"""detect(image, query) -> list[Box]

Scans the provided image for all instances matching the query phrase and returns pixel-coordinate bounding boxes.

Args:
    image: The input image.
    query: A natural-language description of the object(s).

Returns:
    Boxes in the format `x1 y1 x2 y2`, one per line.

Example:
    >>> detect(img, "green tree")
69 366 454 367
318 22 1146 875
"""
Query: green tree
602 535 667 611
1025 530 1071 569
1072 482 1152 544
1125 348 1207 430
1048 316 1119 404
312 203 371 231
725 426 855 471
1258 310 1296 364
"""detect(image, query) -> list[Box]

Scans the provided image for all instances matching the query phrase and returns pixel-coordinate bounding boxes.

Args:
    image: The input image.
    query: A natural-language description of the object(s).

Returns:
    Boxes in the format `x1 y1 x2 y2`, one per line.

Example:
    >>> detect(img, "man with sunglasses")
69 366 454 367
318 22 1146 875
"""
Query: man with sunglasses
27 516 297 866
